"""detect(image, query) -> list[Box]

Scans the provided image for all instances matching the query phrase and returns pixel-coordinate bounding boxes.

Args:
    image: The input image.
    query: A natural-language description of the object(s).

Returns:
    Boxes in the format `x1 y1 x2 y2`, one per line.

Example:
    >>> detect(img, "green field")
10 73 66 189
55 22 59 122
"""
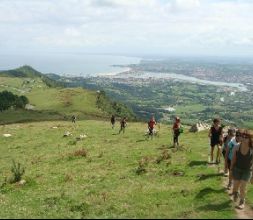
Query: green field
0 120 241 218
0 73 135 124
0 76 105 120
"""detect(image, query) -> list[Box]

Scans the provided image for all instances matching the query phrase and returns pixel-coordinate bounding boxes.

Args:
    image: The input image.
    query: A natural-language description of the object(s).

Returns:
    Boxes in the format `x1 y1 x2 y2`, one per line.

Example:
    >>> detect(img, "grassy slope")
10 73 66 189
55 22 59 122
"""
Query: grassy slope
0 76 107 124
0 120 238 218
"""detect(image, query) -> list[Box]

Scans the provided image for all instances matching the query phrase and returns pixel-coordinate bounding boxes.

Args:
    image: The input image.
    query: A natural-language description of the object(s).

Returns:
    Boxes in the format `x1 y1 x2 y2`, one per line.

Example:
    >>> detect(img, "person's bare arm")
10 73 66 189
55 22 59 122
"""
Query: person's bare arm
208 129 212 138
219 129 224 143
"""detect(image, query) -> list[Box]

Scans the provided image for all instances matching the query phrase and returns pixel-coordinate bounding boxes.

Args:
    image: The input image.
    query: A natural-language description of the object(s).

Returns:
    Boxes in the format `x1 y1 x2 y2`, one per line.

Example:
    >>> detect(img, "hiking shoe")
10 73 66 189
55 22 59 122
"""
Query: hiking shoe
233 192 239 203
238 199 245 210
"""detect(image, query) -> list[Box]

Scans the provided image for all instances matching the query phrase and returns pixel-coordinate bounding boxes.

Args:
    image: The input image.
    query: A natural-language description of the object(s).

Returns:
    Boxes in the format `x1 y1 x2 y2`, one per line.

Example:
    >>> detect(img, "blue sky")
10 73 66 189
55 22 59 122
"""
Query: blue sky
0 0 253 57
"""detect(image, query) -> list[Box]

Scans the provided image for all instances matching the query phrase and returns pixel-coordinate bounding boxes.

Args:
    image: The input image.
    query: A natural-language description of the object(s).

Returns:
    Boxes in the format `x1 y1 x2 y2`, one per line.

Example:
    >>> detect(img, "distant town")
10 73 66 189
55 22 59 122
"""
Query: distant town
52 58 253 128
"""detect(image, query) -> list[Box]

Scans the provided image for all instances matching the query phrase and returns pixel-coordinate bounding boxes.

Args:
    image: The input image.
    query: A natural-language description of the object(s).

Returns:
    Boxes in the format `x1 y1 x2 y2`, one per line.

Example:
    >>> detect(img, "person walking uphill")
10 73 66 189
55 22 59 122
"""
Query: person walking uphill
208 118 223 164
119 117 127 134
223 128 237 176
231 129 253 210
225 129 240 190
71 115 77 123
148 116 156 139
172 117 182 148
111 115 116 129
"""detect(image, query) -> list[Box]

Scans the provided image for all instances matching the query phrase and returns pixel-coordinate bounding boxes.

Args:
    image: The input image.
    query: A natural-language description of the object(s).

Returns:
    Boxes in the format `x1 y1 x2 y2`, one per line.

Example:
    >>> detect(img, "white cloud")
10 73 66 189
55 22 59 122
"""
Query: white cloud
170 0 200 11
0 0 253 56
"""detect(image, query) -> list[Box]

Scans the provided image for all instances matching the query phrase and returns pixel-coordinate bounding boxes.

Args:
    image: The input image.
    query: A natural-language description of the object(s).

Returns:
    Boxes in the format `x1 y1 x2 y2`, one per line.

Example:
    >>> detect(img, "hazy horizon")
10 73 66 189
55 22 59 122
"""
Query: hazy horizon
1 52 253 76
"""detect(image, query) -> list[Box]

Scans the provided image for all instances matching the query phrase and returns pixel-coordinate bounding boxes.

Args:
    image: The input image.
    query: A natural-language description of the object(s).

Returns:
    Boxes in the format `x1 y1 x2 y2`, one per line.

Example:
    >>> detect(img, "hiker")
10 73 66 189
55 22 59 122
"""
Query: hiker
111 115 116 129
71 115 77 123
223 128 237 175
172 116 182 148
231 129 253 210
225 129 240 190
119 117 127 134
208 118 223 164
148 116 156 139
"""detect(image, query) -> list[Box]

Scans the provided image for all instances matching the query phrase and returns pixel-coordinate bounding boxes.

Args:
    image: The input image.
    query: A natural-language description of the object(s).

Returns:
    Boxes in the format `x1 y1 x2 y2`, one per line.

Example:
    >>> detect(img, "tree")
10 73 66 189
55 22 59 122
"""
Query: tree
0 91 29 111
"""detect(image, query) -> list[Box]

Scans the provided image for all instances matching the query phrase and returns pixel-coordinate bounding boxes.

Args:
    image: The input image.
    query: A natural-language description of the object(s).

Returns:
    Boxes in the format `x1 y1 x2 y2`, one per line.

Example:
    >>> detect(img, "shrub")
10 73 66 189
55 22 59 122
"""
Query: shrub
0 91 29 111
9 160 25 184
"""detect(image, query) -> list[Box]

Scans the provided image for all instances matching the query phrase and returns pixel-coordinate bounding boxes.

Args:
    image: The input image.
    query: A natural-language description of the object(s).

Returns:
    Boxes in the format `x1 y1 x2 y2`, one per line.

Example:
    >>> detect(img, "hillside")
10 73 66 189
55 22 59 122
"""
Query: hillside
0 66 135 124
0 65 63 88
0 120 249 218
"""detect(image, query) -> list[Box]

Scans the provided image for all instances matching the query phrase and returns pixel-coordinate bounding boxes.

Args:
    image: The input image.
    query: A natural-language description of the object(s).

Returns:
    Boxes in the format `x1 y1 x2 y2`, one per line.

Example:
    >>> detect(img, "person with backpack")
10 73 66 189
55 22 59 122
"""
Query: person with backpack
225 129 240 190
223 128 237 175
111 115 116 129
148 116 156 139
172 117 182 148
208 118 223 164
231 129 253 210
119 117 127 134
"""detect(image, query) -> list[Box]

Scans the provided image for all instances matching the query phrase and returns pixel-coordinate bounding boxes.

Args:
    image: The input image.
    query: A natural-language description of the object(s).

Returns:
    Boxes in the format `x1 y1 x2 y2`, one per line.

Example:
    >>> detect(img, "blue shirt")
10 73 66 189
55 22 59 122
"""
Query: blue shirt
228 138 239 160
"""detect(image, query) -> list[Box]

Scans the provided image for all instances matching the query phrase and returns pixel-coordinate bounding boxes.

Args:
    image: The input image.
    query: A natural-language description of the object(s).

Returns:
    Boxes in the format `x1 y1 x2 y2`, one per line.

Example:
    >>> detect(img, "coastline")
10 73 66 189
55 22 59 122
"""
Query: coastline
100 70 248 92
96 67 132 77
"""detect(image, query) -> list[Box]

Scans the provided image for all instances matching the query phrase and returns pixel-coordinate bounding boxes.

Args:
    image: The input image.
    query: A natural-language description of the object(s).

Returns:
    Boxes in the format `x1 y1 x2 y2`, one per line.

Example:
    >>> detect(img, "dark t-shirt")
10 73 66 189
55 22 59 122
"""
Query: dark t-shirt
210 126 223 145
236 147 253 170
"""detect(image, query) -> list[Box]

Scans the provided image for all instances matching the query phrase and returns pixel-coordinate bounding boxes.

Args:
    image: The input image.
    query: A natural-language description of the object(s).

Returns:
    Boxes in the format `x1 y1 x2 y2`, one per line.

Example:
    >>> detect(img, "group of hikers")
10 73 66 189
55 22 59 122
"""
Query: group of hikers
111 115 253 210
71 114 253 210
72 114 182 144
209 118 253 210
110 114 183 147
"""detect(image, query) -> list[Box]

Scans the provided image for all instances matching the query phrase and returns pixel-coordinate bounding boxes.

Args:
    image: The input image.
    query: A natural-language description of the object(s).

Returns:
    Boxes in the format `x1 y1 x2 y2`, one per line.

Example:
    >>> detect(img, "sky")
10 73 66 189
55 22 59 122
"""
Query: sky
0 0 253 57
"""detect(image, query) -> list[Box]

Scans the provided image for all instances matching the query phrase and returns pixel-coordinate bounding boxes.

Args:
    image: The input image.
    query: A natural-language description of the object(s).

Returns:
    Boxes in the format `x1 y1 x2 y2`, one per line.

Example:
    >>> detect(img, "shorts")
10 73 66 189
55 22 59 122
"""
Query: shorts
211 139 221 148
233 167 252 182
149 127 154 135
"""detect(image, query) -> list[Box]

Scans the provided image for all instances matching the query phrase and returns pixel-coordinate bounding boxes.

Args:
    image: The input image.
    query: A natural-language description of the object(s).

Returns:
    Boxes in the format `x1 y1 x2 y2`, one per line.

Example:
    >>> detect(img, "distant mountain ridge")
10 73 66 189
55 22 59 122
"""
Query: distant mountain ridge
0 65 63 88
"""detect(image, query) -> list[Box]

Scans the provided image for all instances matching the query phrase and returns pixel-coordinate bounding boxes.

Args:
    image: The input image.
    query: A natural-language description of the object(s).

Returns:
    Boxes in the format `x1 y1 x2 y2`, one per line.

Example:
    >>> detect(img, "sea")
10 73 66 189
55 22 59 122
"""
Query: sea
0 53 141 76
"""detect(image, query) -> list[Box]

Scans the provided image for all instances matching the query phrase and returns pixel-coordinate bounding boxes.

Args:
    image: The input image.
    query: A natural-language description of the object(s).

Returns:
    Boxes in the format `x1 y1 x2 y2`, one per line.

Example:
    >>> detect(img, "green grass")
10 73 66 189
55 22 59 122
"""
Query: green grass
0 120 236 218
0 77 25 88
28 87 104 116
0 77 108 124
